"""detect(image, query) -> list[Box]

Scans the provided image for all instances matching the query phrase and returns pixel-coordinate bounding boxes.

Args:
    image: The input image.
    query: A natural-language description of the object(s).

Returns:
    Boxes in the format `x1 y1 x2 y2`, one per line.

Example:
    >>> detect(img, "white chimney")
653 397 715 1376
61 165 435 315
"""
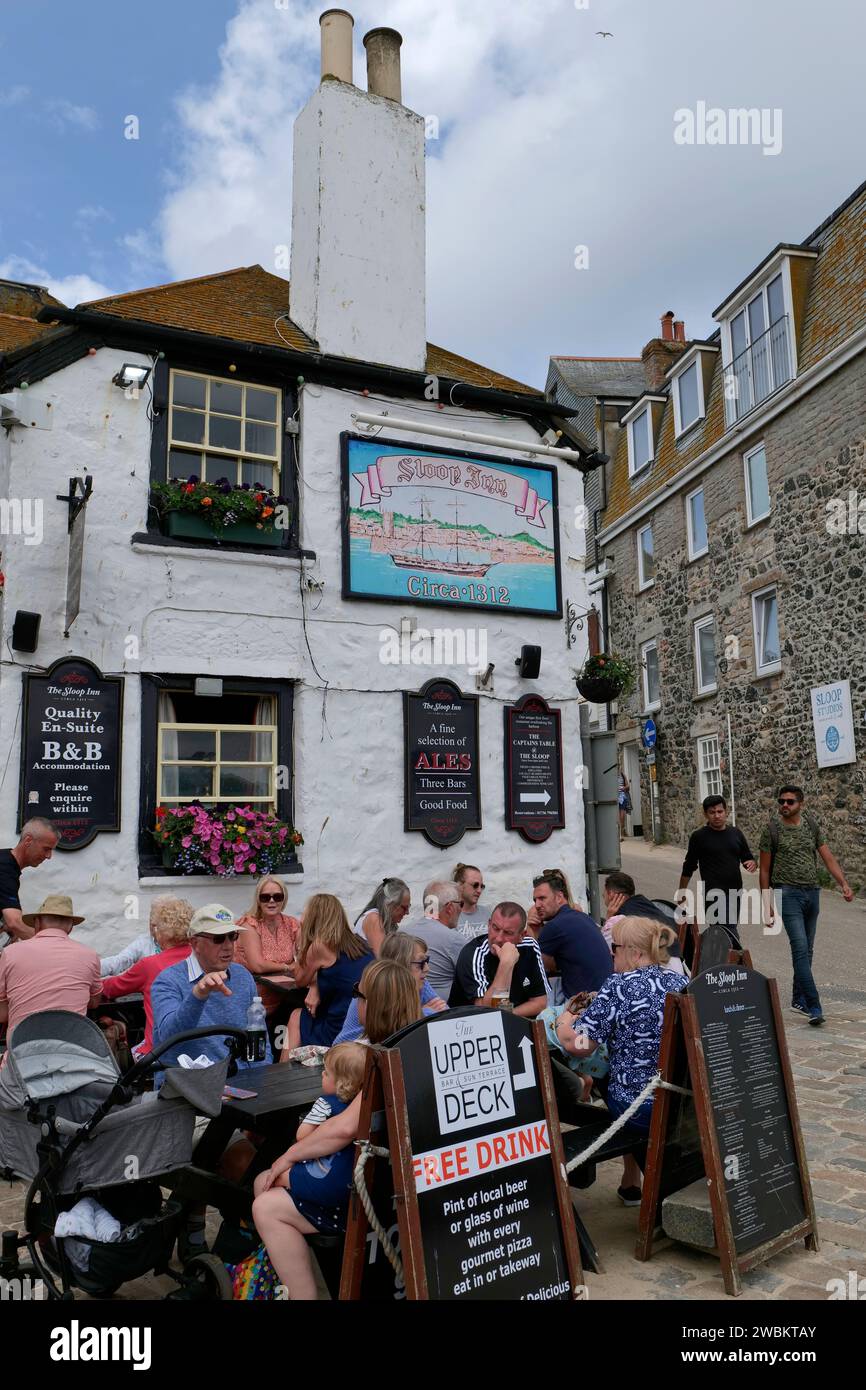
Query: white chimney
290 12 426 371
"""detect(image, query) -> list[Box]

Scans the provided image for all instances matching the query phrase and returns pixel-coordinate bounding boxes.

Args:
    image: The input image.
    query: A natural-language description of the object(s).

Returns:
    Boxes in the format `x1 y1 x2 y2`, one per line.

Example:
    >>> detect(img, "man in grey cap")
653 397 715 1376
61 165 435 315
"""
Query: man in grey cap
150 903 272 1073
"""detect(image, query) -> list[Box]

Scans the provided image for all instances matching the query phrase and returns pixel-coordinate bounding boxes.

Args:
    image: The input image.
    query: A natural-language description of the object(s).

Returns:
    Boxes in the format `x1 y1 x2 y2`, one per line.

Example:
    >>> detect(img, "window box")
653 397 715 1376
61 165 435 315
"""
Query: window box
163 510 277 547
153 803 303 877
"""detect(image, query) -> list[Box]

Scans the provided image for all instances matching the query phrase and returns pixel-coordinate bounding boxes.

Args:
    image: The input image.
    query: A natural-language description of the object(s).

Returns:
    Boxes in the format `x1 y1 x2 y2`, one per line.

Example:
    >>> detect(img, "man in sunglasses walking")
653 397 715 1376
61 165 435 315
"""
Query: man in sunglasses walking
759 786 853 1026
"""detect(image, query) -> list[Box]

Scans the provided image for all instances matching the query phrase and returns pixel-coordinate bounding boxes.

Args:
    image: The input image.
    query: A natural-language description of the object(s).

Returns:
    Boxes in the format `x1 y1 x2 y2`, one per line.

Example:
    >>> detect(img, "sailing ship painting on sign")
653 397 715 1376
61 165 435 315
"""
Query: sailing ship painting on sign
341 434 562 617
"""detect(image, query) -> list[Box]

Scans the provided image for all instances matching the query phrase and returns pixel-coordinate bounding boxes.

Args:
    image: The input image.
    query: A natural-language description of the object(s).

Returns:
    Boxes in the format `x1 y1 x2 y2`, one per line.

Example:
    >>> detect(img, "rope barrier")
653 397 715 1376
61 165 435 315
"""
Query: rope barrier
352 1139 405 1285
563 1074 691 1172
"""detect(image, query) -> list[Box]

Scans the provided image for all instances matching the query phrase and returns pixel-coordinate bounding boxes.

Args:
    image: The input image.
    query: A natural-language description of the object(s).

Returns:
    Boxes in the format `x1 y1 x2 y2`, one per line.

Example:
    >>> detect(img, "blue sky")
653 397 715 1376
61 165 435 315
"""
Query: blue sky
2 0 865 388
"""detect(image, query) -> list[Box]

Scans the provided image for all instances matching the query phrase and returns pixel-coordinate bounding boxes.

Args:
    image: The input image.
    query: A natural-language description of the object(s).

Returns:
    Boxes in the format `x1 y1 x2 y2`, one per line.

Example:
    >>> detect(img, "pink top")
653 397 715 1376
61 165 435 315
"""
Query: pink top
101 943 192 1053
0 928 102 1042
234 913 300 971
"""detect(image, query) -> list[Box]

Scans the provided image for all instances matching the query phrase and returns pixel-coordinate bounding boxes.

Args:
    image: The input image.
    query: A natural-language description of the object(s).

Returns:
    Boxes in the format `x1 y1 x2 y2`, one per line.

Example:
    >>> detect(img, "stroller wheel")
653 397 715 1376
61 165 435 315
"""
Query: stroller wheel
182 1253 233 1301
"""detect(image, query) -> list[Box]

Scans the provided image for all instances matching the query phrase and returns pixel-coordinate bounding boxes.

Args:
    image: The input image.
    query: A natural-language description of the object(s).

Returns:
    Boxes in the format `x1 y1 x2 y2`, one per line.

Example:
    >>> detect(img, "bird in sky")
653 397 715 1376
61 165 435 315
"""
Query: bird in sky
596 31 614 38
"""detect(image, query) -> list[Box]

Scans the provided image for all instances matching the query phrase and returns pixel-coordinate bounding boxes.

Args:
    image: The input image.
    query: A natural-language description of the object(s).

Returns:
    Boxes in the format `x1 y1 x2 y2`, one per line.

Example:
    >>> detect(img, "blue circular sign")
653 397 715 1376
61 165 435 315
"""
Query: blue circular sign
825 725 840 753
642 718 657 749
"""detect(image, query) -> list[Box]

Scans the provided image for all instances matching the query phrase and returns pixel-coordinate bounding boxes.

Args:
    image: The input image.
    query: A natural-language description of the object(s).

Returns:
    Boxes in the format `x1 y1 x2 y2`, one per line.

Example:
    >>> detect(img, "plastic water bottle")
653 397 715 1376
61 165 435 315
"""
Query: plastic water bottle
245 996 268 1063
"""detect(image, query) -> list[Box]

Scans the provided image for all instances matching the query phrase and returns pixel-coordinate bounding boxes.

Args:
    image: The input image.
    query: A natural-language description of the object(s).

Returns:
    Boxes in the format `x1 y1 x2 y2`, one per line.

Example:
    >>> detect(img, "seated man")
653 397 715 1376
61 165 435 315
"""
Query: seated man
0 893 101 1042
602 871 688 975
398 880 465 999
531 870 612 997
448 902 547 1018
151 902 272 1074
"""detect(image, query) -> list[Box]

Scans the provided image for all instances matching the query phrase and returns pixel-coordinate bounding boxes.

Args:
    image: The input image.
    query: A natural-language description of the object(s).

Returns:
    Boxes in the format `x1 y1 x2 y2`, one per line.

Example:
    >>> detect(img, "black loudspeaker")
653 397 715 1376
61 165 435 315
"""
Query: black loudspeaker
515 645 541 679
12 610 41 652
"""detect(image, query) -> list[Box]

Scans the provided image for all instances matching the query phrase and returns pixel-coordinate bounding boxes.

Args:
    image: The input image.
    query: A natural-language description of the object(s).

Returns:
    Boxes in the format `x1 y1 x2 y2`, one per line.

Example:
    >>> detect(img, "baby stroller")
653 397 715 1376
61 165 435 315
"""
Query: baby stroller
0 1010 248 1300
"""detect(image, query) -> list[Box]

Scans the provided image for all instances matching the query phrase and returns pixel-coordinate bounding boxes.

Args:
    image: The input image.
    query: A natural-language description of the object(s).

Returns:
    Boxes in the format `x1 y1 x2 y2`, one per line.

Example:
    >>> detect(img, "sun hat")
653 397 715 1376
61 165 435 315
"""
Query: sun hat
188 903 250 938
21 893 85 927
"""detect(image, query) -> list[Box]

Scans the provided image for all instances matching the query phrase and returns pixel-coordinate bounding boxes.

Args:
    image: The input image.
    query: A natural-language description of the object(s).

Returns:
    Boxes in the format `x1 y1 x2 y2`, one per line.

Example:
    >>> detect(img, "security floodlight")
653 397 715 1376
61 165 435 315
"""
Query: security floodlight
112 363 152 390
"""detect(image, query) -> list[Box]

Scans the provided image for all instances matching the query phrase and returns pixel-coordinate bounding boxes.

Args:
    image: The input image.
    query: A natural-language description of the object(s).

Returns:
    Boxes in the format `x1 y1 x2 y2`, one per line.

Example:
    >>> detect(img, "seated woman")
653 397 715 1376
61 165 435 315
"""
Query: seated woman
333 933 445 1043
558 916 687 1206
280 895 371 1056
100 896 193 1056
353 877 411 956
254 961 421 1299
233 875 301 1018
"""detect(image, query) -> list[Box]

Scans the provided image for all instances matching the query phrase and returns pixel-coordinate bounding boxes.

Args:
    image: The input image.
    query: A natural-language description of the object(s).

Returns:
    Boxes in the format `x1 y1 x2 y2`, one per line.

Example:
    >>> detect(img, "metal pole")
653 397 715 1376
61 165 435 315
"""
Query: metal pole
726 710 736 826
580 703 602 923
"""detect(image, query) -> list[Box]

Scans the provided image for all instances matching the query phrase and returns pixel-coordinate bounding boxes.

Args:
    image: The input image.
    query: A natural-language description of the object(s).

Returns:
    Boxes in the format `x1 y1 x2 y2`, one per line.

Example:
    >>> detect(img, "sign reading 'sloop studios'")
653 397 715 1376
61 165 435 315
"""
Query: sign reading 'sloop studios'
404 678 480 847
19 657 123 850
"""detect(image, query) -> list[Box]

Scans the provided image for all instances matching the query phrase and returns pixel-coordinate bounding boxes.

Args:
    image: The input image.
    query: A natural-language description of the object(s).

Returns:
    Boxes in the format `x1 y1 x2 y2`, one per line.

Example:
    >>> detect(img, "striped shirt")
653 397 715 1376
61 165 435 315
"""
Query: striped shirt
448 934 549 1009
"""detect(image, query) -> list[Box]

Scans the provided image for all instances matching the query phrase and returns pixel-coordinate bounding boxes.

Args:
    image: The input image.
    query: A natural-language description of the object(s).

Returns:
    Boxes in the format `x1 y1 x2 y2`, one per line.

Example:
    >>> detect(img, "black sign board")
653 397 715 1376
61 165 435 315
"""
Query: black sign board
637 967 817 1296
19 657 123 850
404 678 480 847
504 694 565 843
342 1010 584 1301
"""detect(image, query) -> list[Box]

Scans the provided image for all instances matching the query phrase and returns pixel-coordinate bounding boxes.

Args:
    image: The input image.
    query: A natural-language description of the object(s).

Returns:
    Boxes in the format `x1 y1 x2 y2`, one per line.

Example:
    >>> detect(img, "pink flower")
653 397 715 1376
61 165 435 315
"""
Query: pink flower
226 812 236 822
181 836 192 848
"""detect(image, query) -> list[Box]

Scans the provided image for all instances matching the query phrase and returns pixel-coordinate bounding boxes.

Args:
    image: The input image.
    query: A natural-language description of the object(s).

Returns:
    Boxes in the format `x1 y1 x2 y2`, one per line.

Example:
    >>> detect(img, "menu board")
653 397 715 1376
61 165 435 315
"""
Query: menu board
688 967 807 1253
504 695 565 843
19 657 123 850
404 679 480 847
395 1010 580 1300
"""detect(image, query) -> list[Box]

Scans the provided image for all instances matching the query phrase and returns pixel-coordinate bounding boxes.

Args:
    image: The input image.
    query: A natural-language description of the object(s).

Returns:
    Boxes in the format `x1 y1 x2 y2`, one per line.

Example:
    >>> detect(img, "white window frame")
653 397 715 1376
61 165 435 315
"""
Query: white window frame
751 585 781 676
168 368 282 490
158 721 278 809
640 639 661 712
694 615 718 695
697 735 723 801
720 258 798 427
743 441 771 526
672 358 705 437
637 522 655 591
627 406 654 477
685 486 708 560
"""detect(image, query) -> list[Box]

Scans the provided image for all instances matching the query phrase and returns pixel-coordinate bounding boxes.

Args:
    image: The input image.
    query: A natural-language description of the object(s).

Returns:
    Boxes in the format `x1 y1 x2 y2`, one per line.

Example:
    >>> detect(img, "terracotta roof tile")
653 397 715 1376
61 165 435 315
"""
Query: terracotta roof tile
0 314 59 353
83 265 541 398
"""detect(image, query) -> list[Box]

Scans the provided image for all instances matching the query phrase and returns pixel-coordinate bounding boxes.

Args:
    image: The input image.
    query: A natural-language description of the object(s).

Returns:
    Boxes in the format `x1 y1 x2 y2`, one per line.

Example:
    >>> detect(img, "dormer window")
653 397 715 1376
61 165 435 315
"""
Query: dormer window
716 248 817 427
674 360 701 433
668 342 719 439
629 407 652 473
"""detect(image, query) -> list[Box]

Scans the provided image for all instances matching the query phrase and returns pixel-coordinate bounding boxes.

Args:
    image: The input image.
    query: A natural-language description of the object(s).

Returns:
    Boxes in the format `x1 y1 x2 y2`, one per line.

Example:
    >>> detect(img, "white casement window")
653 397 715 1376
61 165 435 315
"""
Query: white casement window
641 639 661 711
637 523 655 589
744 442 771 525
752 586 781 675
697 735 723 800
168 369 281 491
686 486 708 560
158 701 278 810
722 270 793 425
628 407 653 476
673 360 703 436
694 615 717 694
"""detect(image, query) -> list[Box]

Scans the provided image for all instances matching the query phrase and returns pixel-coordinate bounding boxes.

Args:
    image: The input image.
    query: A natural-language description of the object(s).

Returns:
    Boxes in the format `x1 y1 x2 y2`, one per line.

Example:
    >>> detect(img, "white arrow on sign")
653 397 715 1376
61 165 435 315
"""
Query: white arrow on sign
519 790 551 805
513 1035 535 1090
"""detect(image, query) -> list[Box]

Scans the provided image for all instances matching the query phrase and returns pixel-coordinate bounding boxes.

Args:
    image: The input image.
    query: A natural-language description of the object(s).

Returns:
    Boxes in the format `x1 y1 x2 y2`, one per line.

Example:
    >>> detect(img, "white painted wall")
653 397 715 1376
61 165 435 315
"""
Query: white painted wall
290 79 426 371
0 349 590 956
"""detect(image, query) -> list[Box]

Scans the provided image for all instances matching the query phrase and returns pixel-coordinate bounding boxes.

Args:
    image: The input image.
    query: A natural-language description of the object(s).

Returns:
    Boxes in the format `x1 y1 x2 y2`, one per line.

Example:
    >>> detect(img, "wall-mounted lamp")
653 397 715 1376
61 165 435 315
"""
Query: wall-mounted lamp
515 645 541 679
112 363 152 391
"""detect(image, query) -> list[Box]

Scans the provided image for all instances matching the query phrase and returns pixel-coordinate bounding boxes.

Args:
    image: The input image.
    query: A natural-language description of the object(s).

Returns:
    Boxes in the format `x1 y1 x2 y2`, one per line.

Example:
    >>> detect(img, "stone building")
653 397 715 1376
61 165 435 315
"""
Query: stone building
548 179 866 889
0 15 595 955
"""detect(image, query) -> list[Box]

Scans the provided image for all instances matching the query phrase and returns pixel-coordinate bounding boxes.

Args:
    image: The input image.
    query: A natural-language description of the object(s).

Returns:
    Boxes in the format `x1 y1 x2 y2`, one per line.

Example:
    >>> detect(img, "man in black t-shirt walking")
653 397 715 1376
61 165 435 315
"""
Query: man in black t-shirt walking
676 796 755 946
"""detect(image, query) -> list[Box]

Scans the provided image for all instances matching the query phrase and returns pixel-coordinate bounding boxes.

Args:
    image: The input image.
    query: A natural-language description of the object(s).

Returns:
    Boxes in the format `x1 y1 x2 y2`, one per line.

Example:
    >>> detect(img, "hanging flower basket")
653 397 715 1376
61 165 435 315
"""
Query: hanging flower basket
574 652 636 703
153 804 303 876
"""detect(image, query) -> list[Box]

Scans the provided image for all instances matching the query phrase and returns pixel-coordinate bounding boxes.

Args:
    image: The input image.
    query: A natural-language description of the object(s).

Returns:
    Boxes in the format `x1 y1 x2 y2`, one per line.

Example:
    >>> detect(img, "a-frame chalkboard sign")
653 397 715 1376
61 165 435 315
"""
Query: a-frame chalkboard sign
636 964 818 1296
340 1009 585 1301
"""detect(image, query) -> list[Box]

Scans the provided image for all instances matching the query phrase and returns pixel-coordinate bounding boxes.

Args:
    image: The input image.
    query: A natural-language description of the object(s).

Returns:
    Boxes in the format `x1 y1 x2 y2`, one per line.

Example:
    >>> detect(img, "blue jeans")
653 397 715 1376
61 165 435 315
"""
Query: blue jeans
779 886 821 1010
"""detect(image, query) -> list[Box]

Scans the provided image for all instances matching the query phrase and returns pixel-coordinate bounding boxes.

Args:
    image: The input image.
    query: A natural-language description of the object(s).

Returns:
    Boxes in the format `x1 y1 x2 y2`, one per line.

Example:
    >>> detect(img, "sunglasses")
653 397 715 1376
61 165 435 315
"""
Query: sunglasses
198 930 240 943
777 798 799 806
259 893 285 903
467 881 484 890
351 983 366 1001
611 942 622 954
412 956 431 969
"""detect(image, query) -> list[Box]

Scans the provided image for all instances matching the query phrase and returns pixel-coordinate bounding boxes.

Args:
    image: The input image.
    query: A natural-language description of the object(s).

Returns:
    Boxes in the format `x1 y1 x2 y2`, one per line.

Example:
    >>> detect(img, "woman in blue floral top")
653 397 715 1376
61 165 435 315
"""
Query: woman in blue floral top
558 915 687 1205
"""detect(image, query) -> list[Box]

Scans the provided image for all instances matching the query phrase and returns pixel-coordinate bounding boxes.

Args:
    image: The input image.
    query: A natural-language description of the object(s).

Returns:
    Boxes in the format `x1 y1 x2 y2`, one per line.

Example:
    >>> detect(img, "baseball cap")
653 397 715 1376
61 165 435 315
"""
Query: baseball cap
188 903 249 938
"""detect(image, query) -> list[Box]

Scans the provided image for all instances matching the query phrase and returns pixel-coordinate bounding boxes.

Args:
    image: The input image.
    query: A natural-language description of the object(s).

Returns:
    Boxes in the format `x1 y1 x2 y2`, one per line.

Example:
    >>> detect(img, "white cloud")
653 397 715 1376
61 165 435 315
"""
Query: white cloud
46 100 100 132
0 84 29 108
0 256 112 307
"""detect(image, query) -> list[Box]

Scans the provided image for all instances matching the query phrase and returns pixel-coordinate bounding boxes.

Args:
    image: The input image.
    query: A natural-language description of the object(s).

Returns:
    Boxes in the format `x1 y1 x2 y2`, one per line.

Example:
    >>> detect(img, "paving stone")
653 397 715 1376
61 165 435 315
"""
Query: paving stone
811 1178 861 1201
739 1265 785 1292
839 1144 866 1159
814 1167 866 1193
814 1199 866 1225
818 1221 866 1251
778 1282 834 1299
